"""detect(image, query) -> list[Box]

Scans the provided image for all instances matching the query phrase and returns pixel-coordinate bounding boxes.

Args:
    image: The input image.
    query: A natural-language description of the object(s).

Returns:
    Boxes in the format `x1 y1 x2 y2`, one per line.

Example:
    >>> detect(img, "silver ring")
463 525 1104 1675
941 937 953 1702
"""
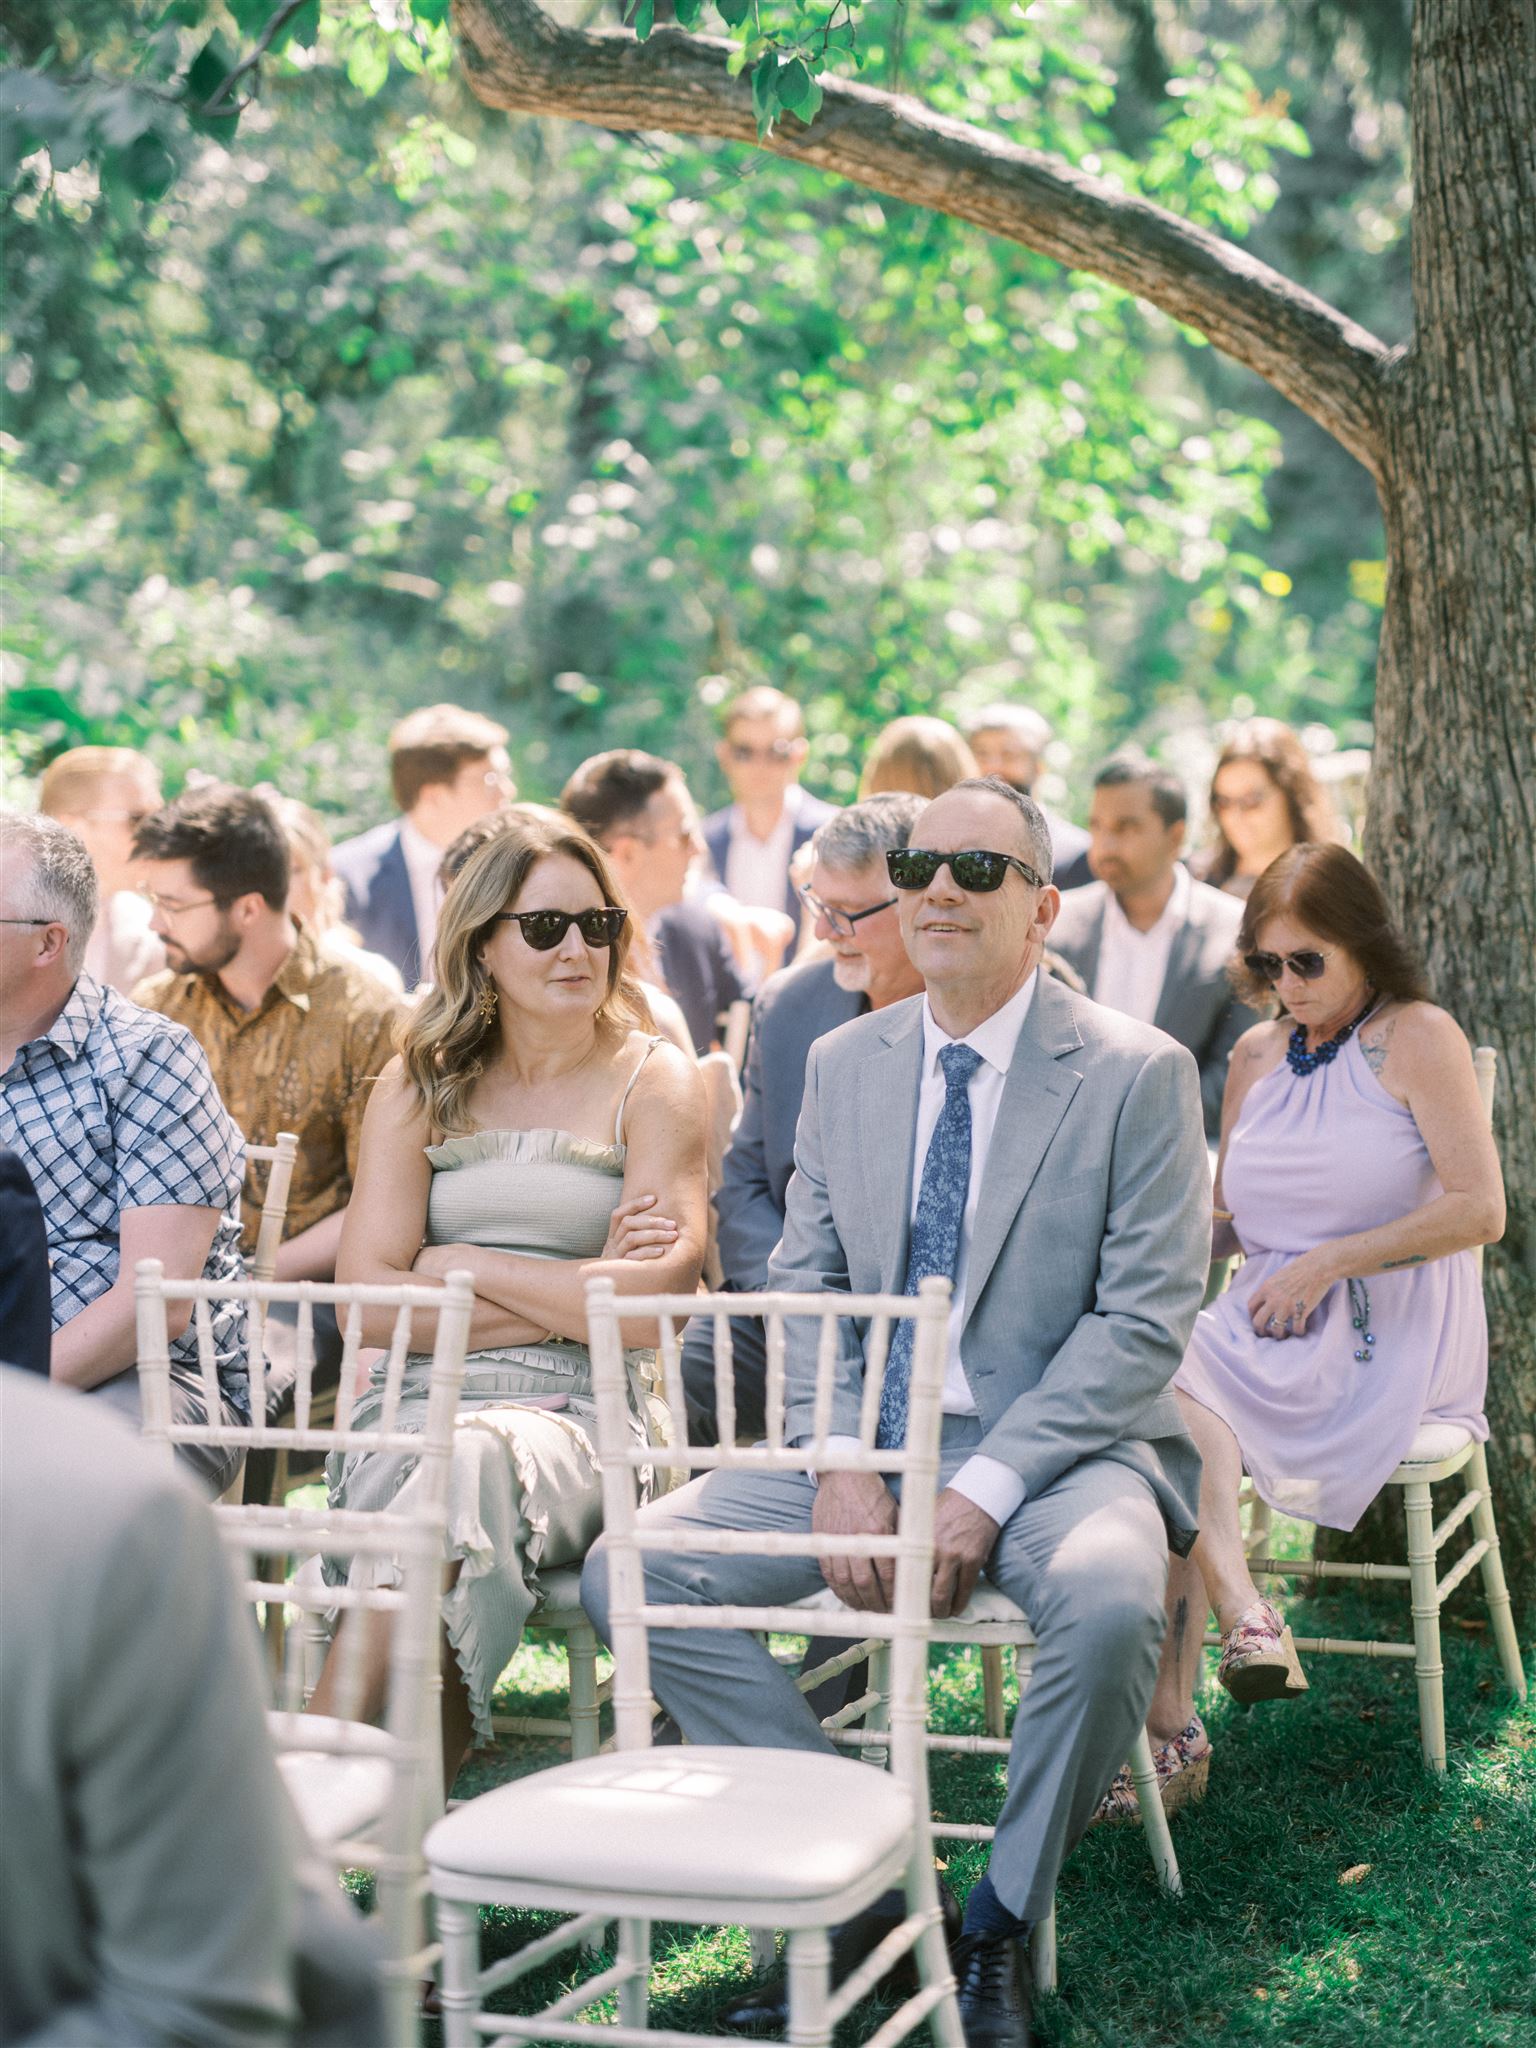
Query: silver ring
1266 1314 1281 1332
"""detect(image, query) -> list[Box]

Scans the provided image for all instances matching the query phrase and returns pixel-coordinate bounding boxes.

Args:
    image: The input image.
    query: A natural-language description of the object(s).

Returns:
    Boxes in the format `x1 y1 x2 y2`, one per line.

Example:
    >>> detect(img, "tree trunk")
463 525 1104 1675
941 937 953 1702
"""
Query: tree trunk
1334 0 1536 1603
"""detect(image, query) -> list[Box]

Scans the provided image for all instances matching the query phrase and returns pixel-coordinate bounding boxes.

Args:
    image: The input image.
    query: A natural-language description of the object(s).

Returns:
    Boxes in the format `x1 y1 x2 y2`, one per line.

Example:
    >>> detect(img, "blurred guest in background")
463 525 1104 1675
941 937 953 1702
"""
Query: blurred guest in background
440 810 695 1058
37 744 166 993
961 704 1093 889
703 685 835 947
134 787 403 1392
562 749 747 1056
1 1368 383 2045
263 790 405 995
331 704 514 989
0 1147 51 1377
1193 718 1339 900
682 792 927 1443
1128 845 1504 1814
0 815 247 1490
1051 754 1258 1138
858 713 977 800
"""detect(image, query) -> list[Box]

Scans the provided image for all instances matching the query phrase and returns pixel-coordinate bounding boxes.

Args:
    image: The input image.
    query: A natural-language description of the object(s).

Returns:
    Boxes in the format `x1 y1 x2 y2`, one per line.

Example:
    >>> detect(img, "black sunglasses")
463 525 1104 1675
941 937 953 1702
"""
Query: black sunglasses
886 847 1045 894
493 907 628 950
1243 947 1331 985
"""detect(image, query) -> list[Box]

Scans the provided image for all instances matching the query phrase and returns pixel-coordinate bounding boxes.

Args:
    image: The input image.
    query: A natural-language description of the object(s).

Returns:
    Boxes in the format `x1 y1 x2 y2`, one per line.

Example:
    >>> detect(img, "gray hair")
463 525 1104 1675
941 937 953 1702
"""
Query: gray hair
810 792 927 872
948 776 1055 885
960 703 1052 754
0 812 100 975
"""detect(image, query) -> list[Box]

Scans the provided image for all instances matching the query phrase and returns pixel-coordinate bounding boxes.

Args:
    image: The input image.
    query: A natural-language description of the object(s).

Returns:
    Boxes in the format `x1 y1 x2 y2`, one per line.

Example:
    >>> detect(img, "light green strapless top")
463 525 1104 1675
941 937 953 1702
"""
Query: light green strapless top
422 1126 626 1260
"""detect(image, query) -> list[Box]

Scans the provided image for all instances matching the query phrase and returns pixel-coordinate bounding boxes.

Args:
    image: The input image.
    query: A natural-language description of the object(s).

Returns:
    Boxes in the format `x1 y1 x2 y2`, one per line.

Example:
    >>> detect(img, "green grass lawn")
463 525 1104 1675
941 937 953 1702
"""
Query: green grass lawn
423 1565 1536 2048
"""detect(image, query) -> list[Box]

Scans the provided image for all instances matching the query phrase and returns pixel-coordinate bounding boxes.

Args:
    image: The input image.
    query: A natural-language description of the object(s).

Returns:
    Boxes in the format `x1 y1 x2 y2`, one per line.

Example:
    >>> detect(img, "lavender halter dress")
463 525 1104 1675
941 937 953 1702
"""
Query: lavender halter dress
1174 1030 1488 1531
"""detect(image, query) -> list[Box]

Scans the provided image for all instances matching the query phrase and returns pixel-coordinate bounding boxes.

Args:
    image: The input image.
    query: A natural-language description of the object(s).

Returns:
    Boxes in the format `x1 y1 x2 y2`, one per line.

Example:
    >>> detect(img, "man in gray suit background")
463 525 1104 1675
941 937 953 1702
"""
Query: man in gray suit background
584 777 1210 2046
681 791 926 1442
1048 753 1259 1139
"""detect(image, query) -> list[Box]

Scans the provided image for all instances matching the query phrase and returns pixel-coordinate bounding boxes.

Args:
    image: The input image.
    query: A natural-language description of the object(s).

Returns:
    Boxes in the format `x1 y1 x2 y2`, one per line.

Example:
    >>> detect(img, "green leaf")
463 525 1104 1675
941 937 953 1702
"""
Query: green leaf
268 0 321 52
750 52 780 136
185 38 242 134
627 0 656 38
673 0 704 25
408 0 451 22
776 56 812 110
346 36 391 97
716 0 752 27
115 129 178 198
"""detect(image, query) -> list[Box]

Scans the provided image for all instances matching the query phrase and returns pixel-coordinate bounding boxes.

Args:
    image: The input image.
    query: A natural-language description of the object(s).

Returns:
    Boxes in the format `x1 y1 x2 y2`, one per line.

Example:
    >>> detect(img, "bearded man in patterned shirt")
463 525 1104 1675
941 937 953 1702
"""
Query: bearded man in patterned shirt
0 814 247 1492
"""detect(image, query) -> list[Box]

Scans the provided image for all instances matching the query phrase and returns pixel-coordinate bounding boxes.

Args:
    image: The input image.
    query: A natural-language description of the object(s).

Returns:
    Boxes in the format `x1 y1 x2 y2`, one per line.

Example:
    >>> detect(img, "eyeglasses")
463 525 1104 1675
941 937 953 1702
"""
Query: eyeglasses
726 740 798 764
137 889 225 919
886 847 1045 894
1243 947 1332 984
493 907 628 950
798 884 897 939
0 917 55 926
1211 790 1272 815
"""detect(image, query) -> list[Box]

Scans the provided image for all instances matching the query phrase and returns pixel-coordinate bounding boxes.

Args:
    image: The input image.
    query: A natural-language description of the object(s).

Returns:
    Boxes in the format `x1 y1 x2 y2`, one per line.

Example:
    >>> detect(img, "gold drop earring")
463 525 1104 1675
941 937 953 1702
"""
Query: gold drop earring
477 978 499 1022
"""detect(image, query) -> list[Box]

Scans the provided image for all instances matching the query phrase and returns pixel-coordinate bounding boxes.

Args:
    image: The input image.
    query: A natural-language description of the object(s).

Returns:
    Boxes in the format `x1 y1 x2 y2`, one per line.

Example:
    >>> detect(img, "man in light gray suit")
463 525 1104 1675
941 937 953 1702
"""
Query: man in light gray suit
1048 754 1260 1139
584 778 1209 2047
681 792 926 1443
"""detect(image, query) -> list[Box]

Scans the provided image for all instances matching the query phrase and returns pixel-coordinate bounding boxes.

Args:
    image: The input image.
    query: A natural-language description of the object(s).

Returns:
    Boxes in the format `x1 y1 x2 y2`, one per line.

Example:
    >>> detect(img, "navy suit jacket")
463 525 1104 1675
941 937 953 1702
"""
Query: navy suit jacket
702 791 838 942
330 820 424 989
1043 806 1093 891
653 902 749 1057
713 954 866 1290
0 1147 51 1376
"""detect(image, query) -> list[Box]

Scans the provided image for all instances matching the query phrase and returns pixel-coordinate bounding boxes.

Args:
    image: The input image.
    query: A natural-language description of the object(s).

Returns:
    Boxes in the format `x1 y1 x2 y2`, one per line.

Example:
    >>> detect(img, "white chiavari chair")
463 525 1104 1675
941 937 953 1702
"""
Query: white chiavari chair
424 1276 964 2048
1218 1045 1526 1770
135 1259 475 2048
246 1131 301 1285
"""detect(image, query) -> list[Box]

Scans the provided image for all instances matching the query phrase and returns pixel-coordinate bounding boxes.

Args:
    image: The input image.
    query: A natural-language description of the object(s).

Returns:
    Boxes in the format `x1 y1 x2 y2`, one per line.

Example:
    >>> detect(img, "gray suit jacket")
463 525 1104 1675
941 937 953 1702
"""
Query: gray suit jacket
766 972 1208 1549
714 955 867 1290
1047 877 1259 1138
0 1370 381 2046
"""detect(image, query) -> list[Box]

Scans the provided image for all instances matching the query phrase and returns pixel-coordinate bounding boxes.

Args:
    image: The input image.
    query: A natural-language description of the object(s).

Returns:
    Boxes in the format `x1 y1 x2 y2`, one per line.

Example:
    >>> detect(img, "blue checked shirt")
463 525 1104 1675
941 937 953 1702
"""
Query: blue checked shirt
0 976 249 1415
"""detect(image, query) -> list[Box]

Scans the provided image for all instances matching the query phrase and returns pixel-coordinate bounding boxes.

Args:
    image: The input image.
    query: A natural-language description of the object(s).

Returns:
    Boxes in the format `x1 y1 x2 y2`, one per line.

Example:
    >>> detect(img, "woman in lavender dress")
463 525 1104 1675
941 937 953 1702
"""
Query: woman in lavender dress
1104 844 1505 1818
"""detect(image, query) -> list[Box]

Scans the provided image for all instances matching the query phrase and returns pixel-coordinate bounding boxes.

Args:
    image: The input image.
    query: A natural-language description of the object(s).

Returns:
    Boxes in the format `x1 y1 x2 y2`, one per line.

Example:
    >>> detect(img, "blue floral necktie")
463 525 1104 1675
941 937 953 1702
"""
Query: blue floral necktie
877 1041 984 1449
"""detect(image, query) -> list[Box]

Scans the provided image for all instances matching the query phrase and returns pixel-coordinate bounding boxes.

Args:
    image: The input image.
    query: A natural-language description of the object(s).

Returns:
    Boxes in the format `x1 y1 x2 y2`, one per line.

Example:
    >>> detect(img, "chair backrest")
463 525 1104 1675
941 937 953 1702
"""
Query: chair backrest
245 1130 300 1284
1472 1045 1497 1282
134 1262 474 2038
584 1275 952 1793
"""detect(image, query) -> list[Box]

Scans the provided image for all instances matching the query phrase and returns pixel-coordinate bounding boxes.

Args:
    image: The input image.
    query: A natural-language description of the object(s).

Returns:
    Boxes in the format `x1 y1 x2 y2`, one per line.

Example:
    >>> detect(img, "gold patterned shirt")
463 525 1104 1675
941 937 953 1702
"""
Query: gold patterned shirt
134 922 404 1254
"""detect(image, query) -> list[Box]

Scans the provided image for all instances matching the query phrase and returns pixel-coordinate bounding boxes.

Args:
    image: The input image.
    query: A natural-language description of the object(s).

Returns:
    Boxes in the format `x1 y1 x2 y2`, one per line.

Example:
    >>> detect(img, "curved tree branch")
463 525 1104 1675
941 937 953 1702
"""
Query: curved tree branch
454 0 1392 476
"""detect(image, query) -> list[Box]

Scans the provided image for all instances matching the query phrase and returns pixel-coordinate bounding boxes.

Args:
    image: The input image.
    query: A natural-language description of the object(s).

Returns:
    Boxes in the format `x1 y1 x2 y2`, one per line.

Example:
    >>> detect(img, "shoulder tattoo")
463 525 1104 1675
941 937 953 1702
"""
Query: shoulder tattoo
1361 1015 1397 1074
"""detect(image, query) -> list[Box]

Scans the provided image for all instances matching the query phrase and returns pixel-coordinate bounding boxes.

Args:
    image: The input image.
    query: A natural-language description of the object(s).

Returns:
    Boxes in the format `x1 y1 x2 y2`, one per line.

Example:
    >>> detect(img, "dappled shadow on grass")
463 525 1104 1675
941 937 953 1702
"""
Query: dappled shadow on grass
423 1599 1534 2048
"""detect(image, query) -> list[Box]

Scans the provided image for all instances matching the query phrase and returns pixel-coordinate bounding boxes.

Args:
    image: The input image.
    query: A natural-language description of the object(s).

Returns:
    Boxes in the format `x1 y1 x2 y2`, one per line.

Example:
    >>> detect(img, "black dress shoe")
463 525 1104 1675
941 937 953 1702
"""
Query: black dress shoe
721 1880 962 2035
952 1930 1033 2048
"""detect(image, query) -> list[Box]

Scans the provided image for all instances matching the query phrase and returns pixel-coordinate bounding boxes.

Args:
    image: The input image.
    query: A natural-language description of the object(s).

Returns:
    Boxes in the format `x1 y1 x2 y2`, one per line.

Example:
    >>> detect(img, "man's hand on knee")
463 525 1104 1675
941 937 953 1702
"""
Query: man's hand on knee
929 1489 999 1619
812 1471 898 1612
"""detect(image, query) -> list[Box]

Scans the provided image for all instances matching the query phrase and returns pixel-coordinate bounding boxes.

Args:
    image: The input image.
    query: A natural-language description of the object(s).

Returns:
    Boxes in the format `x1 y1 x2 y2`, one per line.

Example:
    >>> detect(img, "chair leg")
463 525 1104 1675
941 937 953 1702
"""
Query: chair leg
1403 1479 1448 1771
864 1641 892 1770
1029 1907 1057 1995
618 1916 651 2029
1127 1727 1181 1895
1466 1444 1528 1701
981 1645 1008 1740
911 1851 965 2048
435 1896 482 2048
749 1928 777 1975
567 1618 603 1760
1245 1495 1273 1559
784 1927 832 2048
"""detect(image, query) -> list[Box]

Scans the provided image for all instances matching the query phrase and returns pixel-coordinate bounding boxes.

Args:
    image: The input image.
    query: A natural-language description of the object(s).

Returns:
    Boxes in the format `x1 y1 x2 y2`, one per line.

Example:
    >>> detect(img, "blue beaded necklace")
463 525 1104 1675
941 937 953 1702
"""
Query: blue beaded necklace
1285 993 1378 1077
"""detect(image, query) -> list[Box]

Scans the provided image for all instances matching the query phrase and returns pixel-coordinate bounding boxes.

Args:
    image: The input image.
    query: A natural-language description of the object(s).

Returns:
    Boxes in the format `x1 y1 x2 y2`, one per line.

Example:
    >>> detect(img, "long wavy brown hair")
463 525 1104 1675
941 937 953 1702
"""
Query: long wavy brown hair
1229 843 1430 1014
1198 718 1337 887
399 814 650 1134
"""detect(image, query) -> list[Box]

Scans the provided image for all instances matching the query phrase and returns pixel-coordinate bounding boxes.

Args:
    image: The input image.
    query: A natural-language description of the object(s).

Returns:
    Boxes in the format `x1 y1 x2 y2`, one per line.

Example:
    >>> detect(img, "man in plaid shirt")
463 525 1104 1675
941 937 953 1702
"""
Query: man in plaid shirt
0 814 247 1492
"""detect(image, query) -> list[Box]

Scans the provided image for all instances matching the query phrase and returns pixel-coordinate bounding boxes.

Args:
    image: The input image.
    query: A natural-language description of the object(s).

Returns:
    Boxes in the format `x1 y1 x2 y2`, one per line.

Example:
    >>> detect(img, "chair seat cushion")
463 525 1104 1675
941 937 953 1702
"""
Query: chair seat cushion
1396 1421 1475 1467
791 1579 1036 1640
425 1746 914 1902
533 1565 586 1618
272 1713 394 1849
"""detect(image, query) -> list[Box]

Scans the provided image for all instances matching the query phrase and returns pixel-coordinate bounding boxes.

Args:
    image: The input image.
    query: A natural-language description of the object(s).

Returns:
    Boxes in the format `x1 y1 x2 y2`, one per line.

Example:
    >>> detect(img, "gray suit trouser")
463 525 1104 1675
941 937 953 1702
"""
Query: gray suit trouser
581 1416 1169 1923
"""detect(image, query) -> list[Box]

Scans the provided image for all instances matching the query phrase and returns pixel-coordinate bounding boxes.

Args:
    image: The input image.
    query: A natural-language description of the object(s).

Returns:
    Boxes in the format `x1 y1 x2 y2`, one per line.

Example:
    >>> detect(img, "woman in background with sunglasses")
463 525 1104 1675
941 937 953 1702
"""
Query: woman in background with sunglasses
1119 842 1504 1812
319 813 707 1787
1192 718 1339 899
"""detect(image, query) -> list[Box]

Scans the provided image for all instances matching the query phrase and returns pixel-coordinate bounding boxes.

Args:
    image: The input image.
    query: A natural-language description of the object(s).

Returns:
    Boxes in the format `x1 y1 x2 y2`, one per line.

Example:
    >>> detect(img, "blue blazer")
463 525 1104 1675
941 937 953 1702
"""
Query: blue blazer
330 821 424 989
0 1147 51 1376
702 792 838 941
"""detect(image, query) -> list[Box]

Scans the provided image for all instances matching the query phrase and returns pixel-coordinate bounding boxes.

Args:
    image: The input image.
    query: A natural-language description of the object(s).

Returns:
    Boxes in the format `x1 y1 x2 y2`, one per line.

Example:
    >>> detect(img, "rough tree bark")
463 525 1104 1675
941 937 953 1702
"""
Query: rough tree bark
452 0 1536 1600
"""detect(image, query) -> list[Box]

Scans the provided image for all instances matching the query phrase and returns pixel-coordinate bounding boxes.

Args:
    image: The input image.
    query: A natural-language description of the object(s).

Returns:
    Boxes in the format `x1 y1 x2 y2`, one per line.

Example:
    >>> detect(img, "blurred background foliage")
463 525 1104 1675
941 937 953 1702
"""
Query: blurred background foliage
1 0 1406 835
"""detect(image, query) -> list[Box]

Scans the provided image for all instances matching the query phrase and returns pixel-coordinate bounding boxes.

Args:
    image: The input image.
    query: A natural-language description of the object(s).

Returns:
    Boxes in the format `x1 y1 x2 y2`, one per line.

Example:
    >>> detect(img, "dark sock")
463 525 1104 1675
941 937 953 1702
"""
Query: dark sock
961 1872 1028 1943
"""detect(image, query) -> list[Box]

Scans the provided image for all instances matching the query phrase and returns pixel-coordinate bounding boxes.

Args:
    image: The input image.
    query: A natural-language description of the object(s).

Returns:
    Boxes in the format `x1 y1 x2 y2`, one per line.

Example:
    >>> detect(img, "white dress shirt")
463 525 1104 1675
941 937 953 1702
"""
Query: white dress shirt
823 970 1038 1530
1092 861 1190 1025
398 816 446 970
722 785 803 911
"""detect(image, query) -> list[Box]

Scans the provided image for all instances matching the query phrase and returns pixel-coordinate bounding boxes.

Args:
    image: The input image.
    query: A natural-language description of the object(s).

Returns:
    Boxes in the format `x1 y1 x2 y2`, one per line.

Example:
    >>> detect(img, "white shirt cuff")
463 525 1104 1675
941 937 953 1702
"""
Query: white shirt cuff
948 1454 1026 1527
802 1433 862 1480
